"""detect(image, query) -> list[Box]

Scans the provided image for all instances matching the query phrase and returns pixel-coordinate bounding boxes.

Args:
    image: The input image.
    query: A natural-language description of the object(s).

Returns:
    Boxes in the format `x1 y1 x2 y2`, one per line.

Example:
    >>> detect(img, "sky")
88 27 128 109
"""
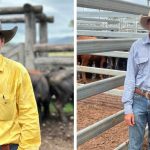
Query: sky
122 0 147 5
0 0 74 44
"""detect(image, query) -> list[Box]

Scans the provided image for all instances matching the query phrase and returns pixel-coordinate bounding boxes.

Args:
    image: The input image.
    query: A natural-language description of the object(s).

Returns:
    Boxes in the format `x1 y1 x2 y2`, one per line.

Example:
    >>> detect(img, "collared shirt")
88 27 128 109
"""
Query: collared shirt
122 34 150 114
0 54 41 150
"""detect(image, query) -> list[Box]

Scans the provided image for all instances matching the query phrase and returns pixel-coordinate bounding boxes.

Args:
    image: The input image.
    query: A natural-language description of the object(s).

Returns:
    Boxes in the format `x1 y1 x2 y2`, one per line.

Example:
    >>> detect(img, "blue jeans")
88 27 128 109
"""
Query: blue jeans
0 144 18 150
128 93 150 150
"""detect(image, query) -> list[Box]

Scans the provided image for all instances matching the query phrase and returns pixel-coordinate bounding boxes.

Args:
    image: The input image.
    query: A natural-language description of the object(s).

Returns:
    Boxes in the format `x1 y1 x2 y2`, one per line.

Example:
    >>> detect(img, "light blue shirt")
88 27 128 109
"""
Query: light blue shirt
122 34 150 114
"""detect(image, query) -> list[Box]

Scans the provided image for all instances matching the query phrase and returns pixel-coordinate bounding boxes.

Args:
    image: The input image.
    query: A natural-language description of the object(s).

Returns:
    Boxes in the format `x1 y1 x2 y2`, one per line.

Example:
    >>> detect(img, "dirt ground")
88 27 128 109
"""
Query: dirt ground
40 118 73 150
77 90 148 150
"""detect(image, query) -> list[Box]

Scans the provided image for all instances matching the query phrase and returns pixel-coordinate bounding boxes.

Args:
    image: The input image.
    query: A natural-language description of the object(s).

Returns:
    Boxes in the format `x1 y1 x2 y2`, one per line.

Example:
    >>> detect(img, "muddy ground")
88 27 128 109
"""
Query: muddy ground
77 89 148 150
39 117 73 150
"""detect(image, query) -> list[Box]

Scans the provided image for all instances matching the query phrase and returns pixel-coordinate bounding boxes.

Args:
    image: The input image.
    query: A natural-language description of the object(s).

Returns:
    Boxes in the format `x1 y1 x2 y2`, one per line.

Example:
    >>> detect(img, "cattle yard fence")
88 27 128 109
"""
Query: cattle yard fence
77 0 149 149
0 4 73 71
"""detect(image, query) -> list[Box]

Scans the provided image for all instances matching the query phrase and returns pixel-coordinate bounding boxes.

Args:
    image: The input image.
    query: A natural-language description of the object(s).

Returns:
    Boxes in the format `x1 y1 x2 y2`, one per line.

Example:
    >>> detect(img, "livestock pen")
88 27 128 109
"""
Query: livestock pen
0 3 74 150
77 0 149 149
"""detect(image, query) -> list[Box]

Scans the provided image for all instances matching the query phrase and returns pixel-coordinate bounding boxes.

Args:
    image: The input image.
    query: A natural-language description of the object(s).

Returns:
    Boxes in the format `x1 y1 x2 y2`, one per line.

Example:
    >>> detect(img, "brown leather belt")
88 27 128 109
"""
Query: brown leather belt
1 144 10 150
135 87 150 100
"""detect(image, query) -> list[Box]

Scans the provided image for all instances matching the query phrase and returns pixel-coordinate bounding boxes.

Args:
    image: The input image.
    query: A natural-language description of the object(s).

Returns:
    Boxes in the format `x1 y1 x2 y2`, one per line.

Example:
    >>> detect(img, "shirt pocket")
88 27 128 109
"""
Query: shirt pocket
135 57 149 75
0 94 15 121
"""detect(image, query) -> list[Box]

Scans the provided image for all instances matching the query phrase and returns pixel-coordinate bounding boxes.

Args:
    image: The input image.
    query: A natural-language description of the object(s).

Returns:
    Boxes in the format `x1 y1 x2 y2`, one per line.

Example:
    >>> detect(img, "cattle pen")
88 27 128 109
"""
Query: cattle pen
0 3 74 71
0 3 74 150
77 0 149 149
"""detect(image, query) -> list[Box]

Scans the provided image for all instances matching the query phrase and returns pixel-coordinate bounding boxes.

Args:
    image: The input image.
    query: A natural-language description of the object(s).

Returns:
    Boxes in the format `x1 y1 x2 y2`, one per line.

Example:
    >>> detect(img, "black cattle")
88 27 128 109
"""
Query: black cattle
107 57 127 71
45 67 74 123
117 58 127 71
29 70 50 122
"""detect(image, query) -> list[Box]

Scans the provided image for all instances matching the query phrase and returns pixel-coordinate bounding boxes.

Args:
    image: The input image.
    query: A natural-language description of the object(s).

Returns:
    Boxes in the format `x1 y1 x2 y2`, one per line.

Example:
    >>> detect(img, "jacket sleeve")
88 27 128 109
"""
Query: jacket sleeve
16 68 41 150
121 43 138 114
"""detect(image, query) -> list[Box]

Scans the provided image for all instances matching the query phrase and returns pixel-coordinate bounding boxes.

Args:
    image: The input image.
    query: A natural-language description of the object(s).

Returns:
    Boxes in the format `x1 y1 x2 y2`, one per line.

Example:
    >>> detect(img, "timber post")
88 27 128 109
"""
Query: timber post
39 13 48 43
24 3 41 69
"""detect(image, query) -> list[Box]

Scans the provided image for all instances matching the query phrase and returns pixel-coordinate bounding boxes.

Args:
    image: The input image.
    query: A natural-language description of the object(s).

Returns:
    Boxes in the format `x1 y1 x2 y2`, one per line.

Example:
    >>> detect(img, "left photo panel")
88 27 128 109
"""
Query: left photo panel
0 0 74 150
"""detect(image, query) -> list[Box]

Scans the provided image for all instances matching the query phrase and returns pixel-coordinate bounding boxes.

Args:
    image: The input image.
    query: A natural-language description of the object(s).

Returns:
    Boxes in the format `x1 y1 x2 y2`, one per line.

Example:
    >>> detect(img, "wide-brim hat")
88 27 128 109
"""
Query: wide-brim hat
140 11 150 30
0 25 18 44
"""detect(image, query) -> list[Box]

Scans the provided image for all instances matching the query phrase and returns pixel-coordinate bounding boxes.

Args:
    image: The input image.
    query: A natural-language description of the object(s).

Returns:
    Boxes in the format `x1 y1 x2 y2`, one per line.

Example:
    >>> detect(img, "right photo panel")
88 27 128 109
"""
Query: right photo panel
77 0 150 149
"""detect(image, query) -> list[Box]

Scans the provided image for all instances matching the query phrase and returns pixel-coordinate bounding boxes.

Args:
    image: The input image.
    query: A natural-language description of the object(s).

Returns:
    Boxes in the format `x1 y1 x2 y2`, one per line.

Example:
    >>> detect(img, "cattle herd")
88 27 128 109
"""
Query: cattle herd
77 36 127 83
29 66 74 124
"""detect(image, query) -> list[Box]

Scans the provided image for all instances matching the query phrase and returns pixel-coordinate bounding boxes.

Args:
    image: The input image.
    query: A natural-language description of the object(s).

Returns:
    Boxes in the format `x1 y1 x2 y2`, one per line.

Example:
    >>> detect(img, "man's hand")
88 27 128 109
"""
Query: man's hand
124 113 135 126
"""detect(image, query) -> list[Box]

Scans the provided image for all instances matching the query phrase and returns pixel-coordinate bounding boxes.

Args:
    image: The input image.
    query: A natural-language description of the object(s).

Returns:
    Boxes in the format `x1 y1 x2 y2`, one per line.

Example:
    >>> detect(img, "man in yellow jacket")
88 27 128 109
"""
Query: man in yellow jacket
0 25 41 150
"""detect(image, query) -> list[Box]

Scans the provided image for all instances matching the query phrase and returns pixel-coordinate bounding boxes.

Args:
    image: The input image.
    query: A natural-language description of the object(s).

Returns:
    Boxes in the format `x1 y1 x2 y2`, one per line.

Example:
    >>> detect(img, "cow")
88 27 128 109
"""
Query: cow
45 66 74 124
28 70 50 122
77 36 108 83
116 58 127 71
107 57 127 71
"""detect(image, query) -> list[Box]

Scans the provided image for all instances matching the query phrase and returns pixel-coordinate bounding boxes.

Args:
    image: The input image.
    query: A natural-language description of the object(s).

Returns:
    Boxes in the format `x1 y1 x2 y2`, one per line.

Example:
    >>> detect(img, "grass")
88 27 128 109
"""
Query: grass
50 101 74 114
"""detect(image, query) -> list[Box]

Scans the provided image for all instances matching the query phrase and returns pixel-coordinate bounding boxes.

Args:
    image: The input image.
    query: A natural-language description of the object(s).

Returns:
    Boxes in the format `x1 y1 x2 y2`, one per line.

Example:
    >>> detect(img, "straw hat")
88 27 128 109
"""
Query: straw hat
140 11 150 30
0 22 18 43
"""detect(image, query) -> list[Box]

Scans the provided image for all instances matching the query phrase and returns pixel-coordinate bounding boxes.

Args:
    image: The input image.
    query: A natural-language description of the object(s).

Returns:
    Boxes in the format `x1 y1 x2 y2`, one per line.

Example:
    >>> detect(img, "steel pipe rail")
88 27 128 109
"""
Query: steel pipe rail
78 11 139 18
77 82 124 96
77 66 126 76
77 75 125 100
77 0 150 15
90 51 129 58
104 89 123 97
77 110 124 146
77 25 119 31
77 17 120 24
77 38 136 54
34 44 74 52
78 30 147 38
77 83 84 87
77 85 124 96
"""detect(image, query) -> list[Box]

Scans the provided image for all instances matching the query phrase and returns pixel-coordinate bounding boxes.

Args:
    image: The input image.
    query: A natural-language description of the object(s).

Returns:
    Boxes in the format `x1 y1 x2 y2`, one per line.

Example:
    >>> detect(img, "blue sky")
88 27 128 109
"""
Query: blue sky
122 0 147 5
0 0 74 44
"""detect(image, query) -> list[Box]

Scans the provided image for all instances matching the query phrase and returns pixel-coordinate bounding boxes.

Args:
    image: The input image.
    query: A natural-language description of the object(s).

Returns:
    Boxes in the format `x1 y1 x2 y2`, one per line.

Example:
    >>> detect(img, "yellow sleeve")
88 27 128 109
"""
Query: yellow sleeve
16 68 41 150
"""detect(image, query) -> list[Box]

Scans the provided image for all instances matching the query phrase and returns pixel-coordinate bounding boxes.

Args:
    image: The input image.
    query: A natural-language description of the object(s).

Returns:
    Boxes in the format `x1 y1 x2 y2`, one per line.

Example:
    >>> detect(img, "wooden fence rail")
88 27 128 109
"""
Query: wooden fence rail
0 4 42 15
0 15 54 23
34 44 74 52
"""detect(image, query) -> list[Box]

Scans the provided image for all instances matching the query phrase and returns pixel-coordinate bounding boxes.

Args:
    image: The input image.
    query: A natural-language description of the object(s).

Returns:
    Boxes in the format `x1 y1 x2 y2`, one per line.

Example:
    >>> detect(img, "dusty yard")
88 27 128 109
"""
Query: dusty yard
77 90 148 150
40 118 73 150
